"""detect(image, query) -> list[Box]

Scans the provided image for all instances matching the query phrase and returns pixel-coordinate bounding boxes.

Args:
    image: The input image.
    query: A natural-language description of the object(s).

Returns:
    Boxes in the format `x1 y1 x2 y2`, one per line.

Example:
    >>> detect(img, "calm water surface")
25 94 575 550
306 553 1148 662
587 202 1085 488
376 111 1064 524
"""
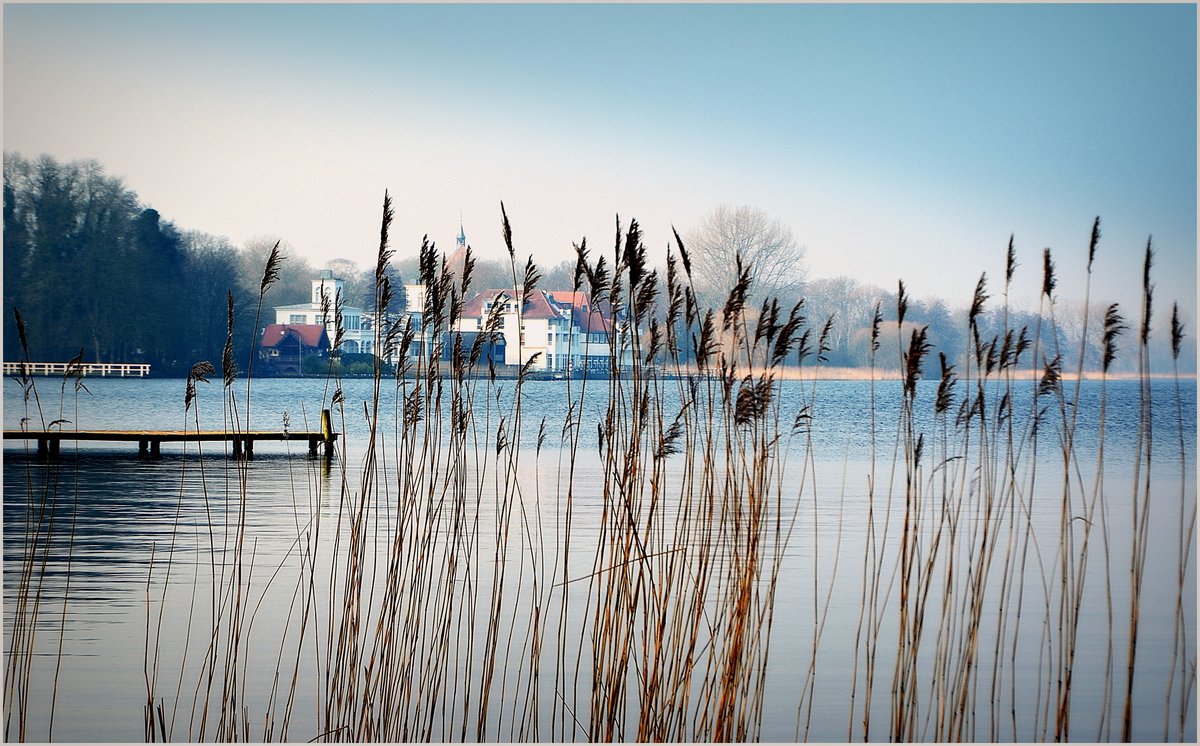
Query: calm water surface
4 376 1195 741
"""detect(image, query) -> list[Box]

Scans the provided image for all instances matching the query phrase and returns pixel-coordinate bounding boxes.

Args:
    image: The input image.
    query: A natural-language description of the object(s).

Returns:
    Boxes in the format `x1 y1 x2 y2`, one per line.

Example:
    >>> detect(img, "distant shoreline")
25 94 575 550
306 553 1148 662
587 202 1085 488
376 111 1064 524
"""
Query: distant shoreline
7 366 1192 382
759 366 1197 382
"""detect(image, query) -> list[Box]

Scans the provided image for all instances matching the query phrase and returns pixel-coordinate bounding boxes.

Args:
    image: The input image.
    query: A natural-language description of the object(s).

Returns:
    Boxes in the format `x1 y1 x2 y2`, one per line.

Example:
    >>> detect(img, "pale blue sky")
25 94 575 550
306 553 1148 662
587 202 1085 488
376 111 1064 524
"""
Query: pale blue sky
4 3 1195 321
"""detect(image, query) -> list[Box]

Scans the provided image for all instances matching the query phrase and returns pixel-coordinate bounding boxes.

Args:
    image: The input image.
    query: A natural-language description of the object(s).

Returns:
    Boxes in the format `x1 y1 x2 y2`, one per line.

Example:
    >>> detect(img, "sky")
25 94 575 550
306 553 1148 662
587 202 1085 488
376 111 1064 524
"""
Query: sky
3 2 1196 323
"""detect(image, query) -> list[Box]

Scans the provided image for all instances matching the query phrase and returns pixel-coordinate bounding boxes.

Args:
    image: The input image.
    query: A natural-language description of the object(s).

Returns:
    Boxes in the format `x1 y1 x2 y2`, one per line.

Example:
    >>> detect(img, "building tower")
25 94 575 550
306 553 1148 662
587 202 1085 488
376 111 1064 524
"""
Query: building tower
311 269 345 308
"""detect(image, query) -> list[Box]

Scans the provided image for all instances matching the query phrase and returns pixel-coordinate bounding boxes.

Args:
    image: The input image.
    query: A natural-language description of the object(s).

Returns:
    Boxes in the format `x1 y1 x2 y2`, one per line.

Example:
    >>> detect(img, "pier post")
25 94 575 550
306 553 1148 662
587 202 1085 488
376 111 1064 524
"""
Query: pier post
321 409 335 462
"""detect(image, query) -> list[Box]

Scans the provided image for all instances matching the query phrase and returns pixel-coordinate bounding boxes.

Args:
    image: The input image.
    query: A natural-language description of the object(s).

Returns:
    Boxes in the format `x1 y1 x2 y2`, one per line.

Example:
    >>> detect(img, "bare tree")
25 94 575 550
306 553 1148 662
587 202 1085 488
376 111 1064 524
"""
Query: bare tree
325 257 373 309
685 204 808 306
240 236 312 308
805 276 880 354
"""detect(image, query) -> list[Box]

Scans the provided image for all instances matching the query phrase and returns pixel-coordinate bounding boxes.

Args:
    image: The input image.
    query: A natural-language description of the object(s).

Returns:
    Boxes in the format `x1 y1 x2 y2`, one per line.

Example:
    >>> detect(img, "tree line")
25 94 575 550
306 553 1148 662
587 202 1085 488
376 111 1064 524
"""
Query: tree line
5 153 300 374
4 153 1190 376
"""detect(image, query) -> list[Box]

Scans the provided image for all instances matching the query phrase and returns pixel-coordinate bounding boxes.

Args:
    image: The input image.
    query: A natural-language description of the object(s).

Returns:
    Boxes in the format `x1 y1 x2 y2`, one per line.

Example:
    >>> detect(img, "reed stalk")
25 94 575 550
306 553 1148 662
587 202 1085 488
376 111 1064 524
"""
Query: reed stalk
7 211 1194 744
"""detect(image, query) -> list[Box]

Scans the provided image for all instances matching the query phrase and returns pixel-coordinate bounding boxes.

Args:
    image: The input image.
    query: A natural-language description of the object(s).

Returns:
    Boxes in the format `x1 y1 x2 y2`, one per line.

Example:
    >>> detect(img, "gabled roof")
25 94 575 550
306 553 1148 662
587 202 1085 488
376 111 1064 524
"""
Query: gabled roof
544 290 615 334
461 289 511 318
260 324 330 349
461 288 564 321
572 305 613 334
544 290 590 310
520 290 561 320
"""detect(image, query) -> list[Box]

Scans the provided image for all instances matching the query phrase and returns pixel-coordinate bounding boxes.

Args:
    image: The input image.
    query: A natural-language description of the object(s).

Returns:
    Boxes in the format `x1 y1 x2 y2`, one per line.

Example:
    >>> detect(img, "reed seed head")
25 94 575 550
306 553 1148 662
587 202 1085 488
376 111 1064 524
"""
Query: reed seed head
1041 247 1056 298
673 226 693 281
734 374 773 427
1039 353 1062 397
817 316 834 363
460 245 475 296
260 240 283 298
13 307 29 358
522 255 541 298
721 254 752 332
184 361 215 412
969 273 988 327
573 240 589 292
1102 302 1127 373
1088 216 1101 272
1141 237 1154 345
903 325 931 399
1170 302 1184 361
870 301 882 353
1005 234 1017 287
655 413 685 460
500 201 515 260
935 351 956 415
376 191 395 283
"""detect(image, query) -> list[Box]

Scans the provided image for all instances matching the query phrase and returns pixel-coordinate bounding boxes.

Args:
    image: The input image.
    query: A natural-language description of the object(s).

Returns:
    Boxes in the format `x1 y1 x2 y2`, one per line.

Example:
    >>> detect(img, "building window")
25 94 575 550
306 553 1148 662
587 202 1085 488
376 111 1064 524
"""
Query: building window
289 314 306 324
348 315 360 331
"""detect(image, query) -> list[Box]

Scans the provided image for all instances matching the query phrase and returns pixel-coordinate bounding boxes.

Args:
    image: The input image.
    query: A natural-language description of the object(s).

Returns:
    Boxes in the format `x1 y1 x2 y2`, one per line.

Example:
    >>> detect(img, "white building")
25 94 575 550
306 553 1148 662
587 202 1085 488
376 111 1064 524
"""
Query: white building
273 271 374 355
454 288 629 374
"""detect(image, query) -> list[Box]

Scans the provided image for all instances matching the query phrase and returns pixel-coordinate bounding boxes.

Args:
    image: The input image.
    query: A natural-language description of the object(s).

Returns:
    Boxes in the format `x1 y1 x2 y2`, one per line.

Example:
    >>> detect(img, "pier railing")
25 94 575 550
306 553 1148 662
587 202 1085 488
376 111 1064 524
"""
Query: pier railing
3 361 151 378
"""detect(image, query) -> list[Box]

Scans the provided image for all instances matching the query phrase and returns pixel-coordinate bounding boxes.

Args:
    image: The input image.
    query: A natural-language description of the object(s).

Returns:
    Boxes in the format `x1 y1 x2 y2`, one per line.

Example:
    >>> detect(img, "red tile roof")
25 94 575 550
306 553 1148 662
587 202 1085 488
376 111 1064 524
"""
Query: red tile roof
461 289 512 318
260 324 330 349
545 290 589 308
461 289 562 320
521 290 561 320
546 290 614 334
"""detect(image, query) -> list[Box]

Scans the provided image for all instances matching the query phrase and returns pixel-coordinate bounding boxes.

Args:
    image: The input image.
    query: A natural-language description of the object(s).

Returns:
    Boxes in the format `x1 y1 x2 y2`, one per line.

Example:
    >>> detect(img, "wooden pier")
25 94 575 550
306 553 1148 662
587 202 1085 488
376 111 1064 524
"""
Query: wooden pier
4 412 337 461
4 361 151 378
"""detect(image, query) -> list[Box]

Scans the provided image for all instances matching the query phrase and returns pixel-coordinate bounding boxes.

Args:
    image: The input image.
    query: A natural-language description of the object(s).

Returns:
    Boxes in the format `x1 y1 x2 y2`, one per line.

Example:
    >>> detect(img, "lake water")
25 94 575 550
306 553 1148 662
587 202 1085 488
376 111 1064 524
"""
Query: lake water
4 374 1195 742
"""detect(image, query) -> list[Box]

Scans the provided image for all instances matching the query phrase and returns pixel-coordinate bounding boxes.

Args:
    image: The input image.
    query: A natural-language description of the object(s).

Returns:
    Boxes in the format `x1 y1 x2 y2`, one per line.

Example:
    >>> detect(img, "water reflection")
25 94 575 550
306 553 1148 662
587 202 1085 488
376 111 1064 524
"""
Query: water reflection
3 377 1196 741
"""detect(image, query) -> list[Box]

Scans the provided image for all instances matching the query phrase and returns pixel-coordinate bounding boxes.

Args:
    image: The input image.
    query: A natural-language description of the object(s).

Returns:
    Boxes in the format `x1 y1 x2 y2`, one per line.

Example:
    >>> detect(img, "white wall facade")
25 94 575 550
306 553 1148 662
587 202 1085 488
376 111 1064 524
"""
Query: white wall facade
274 273 371 354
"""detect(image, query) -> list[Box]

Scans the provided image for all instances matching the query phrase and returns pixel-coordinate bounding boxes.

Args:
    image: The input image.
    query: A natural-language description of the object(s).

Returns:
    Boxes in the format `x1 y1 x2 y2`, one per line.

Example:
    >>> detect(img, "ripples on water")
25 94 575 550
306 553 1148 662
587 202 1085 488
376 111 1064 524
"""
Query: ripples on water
4 376 1196 741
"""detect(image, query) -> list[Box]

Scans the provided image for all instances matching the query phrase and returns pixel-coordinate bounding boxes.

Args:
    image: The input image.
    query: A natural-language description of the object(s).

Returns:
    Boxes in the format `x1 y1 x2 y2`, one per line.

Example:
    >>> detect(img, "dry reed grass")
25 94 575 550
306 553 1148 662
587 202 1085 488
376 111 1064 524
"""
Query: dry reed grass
4 206 1194 743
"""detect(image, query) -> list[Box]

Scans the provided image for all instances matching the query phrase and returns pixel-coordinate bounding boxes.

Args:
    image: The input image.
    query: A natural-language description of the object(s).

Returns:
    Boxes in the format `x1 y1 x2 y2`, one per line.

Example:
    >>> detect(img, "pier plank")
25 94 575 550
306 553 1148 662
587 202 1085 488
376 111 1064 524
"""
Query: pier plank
3 426 337 460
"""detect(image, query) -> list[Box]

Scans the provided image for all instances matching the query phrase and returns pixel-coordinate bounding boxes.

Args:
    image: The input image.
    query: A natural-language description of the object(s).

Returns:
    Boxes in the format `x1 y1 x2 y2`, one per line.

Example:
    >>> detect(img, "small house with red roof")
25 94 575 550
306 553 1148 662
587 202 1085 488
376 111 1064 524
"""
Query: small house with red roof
273 271 372 355
258 323 331 375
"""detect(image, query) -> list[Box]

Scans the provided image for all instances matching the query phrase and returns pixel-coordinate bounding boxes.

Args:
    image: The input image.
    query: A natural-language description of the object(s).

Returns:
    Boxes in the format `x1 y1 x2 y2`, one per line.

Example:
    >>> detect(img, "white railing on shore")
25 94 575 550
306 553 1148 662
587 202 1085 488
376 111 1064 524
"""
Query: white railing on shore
3 361 151 378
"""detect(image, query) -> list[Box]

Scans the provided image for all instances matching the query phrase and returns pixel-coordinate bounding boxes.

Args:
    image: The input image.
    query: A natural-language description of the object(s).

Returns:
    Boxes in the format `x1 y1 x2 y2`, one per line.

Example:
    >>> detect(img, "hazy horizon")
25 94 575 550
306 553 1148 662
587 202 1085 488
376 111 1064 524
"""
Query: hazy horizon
4 3 1195 321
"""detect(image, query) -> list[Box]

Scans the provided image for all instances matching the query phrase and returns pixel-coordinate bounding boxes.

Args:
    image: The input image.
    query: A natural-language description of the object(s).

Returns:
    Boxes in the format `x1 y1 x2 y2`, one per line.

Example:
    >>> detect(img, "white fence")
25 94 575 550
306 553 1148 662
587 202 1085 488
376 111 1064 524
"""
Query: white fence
3 361 151 378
